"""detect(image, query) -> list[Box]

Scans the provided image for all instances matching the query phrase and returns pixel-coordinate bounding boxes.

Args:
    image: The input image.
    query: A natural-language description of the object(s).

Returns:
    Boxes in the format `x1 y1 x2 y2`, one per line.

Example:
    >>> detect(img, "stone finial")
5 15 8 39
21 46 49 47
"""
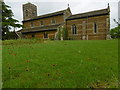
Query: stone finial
68 4 69 7
108 3 110 8
107 3 110 12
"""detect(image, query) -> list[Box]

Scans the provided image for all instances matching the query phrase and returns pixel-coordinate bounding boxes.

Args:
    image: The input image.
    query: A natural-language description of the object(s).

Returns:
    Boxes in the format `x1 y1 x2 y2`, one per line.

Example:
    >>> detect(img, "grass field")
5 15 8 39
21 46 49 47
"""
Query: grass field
2 39 118 88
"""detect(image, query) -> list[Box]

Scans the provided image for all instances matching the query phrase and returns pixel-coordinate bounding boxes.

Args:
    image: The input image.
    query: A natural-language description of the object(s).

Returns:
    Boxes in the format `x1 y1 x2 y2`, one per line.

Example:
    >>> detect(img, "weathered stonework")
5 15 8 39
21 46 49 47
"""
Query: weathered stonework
23 3 37 20
18 2 110 40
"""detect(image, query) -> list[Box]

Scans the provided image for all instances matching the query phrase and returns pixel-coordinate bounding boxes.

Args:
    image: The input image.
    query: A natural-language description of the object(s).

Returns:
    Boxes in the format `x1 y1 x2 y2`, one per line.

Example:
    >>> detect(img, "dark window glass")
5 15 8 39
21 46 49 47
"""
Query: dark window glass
51 19 56 24
72 24 77 34
32 34 35 37
26 10 28 16
94 22 97 33
44 32 48 38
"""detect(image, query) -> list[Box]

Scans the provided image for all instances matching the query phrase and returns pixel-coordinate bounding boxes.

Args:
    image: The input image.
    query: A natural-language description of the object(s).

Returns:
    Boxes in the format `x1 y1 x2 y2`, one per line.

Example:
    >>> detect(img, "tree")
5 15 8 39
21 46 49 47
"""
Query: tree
1 1 23 40
110 19 120 39
62 27 68 40
113 19 120 26
56 26 68 40
110 26 120 38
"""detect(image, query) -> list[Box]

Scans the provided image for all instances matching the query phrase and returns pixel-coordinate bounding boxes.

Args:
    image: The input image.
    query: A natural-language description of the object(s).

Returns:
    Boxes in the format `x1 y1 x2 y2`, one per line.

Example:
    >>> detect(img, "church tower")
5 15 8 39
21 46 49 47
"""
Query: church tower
23 2 37 20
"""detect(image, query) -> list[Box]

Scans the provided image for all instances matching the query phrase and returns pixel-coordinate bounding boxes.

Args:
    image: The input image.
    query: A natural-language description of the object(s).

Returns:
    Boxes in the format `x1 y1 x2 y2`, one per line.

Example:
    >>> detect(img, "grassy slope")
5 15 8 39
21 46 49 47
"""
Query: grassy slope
2 39 118 88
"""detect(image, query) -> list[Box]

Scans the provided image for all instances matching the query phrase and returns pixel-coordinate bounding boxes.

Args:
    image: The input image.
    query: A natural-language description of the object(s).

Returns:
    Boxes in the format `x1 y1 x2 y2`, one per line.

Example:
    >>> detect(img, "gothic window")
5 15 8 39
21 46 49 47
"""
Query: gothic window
72 24 77 34
93 22 97 33
44 32 48 38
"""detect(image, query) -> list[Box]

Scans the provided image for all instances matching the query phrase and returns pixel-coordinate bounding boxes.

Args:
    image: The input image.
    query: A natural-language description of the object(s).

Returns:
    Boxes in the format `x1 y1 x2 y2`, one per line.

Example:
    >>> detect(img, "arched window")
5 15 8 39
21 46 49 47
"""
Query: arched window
94 22 97 33
72 24 77 34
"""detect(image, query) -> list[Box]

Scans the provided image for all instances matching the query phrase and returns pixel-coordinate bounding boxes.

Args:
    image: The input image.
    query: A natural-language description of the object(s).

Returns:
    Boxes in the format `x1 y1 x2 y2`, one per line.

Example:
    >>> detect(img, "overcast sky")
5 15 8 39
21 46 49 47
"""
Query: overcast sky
4 0 119 31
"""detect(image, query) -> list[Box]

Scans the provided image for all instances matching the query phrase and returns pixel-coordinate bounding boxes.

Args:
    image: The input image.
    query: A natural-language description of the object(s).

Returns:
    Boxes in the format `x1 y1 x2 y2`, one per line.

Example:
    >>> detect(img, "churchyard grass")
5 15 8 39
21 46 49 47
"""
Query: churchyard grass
2 39 118 88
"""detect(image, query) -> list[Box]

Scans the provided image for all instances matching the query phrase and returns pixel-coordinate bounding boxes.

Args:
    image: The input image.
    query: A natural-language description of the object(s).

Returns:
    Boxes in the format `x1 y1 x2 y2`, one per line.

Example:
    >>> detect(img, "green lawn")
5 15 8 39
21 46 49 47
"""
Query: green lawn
2 39 118 88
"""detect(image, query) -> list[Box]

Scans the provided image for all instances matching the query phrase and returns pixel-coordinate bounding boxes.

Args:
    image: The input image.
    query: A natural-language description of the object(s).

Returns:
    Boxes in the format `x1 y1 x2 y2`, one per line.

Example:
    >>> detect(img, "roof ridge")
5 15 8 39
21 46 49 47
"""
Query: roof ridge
23 8 67 22
70 8 108 17
66 7 109 20
38 9 67 17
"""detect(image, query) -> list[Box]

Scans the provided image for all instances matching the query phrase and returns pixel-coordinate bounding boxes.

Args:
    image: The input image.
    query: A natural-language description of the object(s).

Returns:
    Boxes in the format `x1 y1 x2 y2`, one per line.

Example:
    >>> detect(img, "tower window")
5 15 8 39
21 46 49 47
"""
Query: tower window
93 22 97 33
25 10 28 16
72 24 77 34
32 12 35 16
32 11 36 16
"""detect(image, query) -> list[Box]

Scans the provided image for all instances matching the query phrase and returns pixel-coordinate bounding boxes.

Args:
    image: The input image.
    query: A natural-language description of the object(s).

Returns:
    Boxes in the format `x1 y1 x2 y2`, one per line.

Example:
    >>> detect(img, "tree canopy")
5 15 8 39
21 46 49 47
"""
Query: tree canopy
110 25 120 39
2 1 23 40
110 19 120 39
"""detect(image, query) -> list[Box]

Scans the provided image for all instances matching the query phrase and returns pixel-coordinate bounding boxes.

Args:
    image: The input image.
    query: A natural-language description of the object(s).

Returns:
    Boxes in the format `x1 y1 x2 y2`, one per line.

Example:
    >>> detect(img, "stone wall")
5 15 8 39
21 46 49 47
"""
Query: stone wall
24 30 57 39
23 15 64 29
66 15 110 40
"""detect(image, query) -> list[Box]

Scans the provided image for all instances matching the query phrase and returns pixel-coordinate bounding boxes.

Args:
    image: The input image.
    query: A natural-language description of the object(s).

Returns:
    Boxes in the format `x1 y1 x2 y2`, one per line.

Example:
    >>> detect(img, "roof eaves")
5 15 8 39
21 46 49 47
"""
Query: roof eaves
22 9 66 22
66 8 109 20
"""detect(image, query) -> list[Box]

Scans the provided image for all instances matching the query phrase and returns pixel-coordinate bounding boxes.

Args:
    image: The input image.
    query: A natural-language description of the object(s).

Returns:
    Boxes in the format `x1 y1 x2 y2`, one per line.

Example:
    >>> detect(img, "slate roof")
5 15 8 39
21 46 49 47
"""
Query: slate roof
23 9 66 22
21 24 62 33
66 8 109 20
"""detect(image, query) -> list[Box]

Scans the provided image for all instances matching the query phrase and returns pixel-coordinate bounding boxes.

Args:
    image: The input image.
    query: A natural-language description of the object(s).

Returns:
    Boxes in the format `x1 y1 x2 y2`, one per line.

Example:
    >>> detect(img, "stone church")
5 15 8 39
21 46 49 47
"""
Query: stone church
18 2 110 40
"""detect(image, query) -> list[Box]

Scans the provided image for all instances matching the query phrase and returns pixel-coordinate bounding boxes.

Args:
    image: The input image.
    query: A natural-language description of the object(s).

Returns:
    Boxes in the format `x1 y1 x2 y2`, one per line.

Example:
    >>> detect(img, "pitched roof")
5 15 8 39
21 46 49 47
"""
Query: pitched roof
66 8 109 20
23 9 66 22
20 23 63 33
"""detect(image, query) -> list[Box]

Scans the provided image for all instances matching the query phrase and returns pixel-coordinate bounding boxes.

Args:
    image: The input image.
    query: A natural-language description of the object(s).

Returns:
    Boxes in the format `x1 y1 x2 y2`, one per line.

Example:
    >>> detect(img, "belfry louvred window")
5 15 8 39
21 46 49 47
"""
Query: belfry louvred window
25 10 28 16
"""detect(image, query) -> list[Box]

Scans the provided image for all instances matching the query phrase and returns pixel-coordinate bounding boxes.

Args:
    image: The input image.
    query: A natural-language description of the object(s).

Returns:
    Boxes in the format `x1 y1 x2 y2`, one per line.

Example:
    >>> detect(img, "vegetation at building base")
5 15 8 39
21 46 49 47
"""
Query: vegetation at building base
2 1 23 40
2 31 18 40
56 26 68 40
2 39 118 88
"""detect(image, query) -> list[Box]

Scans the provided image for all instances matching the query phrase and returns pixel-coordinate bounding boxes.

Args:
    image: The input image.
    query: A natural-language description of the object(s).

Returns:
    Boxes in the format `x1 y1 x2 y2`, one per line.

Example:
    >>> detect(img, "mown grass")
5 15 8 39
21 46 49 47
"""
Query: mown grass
2 39 118 88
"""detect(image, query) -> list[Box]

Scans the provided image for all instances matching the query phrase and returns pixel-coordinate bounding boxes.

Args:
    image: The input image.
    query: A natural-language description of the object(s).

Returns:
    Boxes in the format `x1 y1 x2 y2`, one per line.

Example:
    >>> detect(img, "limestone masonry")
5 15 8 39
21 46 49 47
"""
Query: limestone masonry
18 2 110 40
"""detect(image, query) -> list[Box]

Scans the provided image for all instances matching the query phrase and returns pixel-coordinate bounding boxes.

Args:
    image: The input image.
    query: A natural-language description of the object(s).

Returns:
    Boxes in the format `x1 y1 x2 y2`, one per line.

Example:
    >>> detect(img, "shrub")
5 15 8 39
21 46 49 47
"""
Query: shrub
56 26 68 40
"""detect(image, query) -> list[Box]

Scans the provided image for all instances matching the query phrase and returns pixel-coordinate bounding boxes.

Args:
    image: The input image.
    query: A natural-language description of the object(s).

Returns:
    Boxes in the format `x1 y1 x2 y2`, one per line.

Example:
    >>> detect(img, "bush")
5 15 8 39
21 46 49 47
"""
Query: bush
56 26 68 40
2 31 18 40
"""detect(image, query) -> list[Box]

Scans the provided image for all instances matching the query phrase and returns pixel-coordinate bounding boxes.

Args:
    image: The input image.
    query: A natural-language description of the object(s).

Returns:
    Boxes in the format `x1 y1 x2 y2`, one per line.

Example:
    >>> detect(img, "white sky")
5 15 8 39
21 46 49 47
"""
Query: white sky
4 0 119 31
